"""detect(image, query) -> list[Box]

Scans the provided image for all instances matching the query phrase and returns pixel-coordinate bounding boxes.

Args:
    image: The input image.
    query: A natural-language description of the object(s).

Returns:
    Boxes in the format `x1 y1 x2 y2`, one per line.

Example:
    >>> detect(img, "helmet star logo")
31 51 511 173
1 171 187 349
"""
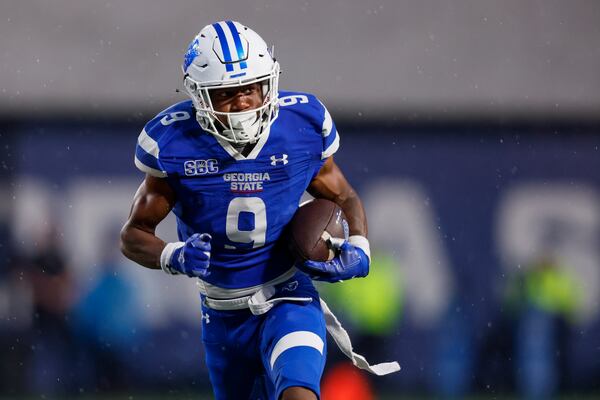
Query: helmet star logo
183 36 201 72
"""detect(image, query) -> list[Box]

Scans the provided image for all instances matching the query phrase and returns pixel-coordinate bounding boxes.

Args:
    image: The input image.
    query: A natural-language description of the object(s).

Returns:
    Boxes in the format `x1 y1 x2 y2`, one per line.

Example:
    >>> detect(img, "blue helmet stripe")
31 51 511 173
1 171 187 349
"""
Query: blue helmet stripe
212 22 234 72
225 20 248 70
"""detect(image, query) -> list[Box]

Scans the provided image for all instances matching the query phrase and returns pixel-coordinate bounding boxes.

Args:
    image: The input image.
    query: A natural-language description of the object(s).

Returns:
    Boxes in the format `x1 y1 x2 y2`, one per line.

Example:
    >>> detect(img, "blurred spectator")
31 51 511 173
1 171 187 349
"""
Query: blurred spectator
319 251 404 395
473 305 514 395
431 297 474 399
505 255 581 400
21 223 77 395
320 250 404 339
71 225 142 392
0 222 33 394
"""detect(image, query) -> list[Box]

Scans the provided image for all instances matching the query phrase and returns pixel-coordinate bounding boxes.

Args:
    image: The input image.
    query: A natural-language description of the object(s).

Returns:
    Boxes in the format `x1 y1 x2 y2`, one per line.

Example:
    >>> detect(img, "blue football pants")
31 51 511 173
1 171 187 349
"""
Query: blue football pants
200 274 327 400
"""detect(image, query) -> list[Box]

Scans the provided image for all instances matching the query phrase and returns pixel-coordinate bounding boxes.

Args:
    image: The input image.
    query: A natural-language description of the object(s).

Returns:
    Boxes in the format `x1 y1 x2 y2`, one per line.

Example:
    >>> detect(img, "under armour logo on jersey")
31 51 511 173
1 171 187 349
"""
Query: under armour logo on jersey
282 281 298 292
201 312 210 324
270 154 288 166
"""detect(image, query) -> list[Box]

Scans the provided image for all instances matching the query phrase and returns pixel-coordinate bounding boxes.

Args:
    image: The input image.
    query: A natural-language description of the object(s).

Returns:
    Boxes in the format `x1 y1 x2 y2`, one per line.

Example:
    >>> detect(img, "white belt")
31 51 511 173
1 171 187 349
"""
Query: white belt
201 274 401 376
203 284 313 315
197 267 297 299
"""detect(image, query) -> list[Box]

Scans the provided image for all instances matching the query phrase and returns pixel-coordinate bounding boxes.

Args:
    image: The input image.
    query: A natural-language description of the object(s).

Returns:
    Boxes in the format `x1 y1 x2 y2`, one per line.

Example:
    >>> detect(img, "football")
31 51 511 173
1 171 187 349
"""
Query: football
289 198 349 262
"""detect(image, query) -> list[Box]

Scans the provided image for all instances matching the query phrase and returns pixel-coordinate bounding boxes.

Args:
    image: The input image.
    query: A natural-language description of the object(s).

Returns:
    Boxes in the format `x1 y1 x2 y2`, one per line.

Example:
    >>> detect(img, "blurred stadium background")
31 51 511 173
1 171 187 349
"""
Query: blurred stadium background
1 1 599 399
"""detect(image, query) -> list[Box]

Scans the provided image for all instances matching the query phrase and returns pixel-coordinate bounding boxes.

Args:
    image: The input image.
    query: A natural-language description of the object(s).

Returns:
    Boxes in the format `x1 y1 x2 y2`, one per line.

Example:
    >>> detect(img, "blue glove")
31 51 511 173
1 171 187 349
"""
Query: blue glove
300 241 370 283
160 233 211 278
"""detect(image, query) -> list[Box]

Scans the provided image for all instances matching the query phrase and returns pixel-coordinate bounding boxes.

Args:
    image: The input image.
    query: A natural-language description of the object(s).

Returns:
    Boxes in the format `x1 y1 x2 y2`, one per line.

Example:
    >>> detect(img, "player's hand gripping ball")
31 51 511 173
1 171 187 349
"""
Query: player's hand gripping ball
289 198 349 262
165 233 212 278
301 241 370 283
289 198 370 282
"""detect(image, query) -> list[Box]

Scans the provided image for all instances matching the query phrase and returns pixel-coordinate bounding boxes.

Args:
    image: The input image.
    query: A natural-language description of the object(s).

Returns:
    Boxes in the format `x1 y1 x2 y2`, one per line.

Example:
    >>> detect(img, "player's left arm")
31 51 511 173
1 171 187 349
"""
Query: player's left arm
303 156 371 282
307 157 367 237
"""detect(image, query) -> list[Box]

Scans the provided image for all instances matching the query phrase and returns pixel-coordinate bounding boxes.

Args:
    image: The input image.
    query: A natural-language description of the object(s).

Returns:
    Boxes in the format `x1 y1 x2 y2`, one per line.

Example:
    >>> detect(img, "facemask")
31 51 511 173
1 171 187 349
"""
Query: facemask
222 111 261 143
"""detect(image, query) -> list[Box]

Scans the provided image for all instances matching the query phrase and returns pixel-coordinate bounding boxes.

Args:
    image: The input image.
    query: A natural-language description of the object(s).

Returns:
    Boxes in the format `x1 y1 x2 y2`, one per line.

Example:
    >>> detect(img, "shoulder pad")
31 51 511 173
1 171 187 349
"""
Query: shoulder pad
134 101 196 177
278 91 339 159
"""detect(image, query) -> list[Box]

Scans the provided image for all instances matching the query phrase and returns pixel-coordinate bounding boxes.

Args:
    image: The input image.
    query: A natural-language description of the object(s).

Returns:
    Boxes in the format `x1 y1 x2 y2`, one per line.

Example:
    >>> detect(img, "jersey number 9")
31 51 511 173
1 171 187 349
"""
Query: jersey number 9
225 197 267 249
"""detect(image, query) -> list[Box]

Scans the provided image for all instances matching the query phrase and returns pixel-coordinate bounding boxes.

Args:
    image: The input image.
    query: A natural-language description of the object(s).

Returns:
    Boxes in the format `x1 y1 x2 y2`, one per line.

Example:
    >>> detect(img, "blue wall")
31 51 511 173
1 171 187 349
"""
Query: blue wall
5 119 600 394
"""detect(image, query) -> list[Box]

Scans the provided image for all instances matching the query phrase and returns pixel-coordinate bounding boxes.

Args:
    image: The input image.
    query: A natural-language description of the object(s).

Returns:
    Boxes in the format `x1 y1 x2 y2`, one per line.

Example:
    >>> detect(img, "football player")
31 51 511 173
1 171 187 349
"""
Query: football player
120 20 398 400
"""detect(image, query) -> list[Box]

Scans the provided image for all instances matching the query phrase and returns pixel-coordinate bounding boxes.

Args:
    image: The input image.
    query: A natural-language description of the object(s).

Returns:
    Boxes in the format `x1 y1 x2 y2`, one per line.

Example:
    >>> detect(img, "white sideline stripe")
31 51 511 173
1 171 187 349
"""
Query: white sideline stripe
269 331 324 369
321 131 340 159
134 156 167 178
138 129 160 158
322 107 333 137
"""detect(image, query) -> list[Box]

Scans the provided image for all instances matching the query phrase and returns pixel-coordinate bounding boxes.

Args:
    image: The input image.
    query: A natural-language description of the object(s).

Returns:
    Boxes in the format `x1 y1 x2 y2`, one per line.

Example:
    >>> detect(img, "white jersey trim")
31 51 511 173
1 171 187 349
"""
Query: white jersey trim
215 124 271 161
321 131 340 159
134 156 167 178
138 129 160 158
322 107 333 137
269 331 324 369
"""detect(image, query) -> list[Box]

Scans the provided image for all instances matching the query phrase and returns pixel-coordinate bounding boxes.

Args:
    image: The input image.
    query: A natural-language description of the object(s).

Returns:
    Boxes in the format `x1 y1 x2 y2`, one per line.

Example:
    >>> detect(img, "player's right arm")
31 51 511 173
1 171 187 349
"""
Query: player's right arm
121 174 212 278
120 174 175 270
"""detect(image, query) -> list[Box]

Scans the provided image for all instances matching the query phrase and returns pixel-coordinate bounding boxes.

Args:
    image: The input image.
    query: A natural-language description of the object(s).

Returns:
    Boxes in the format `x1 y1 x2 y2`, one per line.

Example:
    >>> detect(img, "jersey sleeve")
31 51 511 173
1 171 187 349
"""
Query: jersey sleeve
134 124 168 178
317 99 340 159
133 101 196 177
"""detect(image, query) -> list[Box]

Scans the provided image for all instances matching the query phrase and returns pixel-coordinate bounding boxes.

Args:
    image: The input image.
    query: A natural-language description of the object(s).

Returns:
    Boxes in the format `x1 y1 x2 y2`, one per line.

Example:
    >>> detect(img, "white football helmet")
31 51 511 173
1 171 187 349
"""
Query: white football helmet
182 21 280 144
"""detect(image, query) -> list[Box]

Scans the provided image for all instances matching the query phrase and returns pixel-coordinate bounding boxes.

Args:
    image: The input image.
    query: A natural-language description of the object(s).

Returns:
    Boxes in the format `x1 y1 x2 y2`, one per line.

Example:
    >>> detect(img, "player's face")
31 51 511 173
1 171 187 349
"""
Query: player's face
209 83 264 124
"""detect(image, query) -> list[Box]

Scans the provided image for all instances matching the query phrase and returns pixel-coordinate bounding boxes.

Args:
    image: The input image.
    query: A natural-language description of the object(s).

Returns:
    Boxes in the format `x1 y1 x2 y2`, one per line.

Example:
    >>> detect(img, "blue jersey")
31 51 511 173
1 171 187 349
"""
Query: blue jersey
134 91 340 289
